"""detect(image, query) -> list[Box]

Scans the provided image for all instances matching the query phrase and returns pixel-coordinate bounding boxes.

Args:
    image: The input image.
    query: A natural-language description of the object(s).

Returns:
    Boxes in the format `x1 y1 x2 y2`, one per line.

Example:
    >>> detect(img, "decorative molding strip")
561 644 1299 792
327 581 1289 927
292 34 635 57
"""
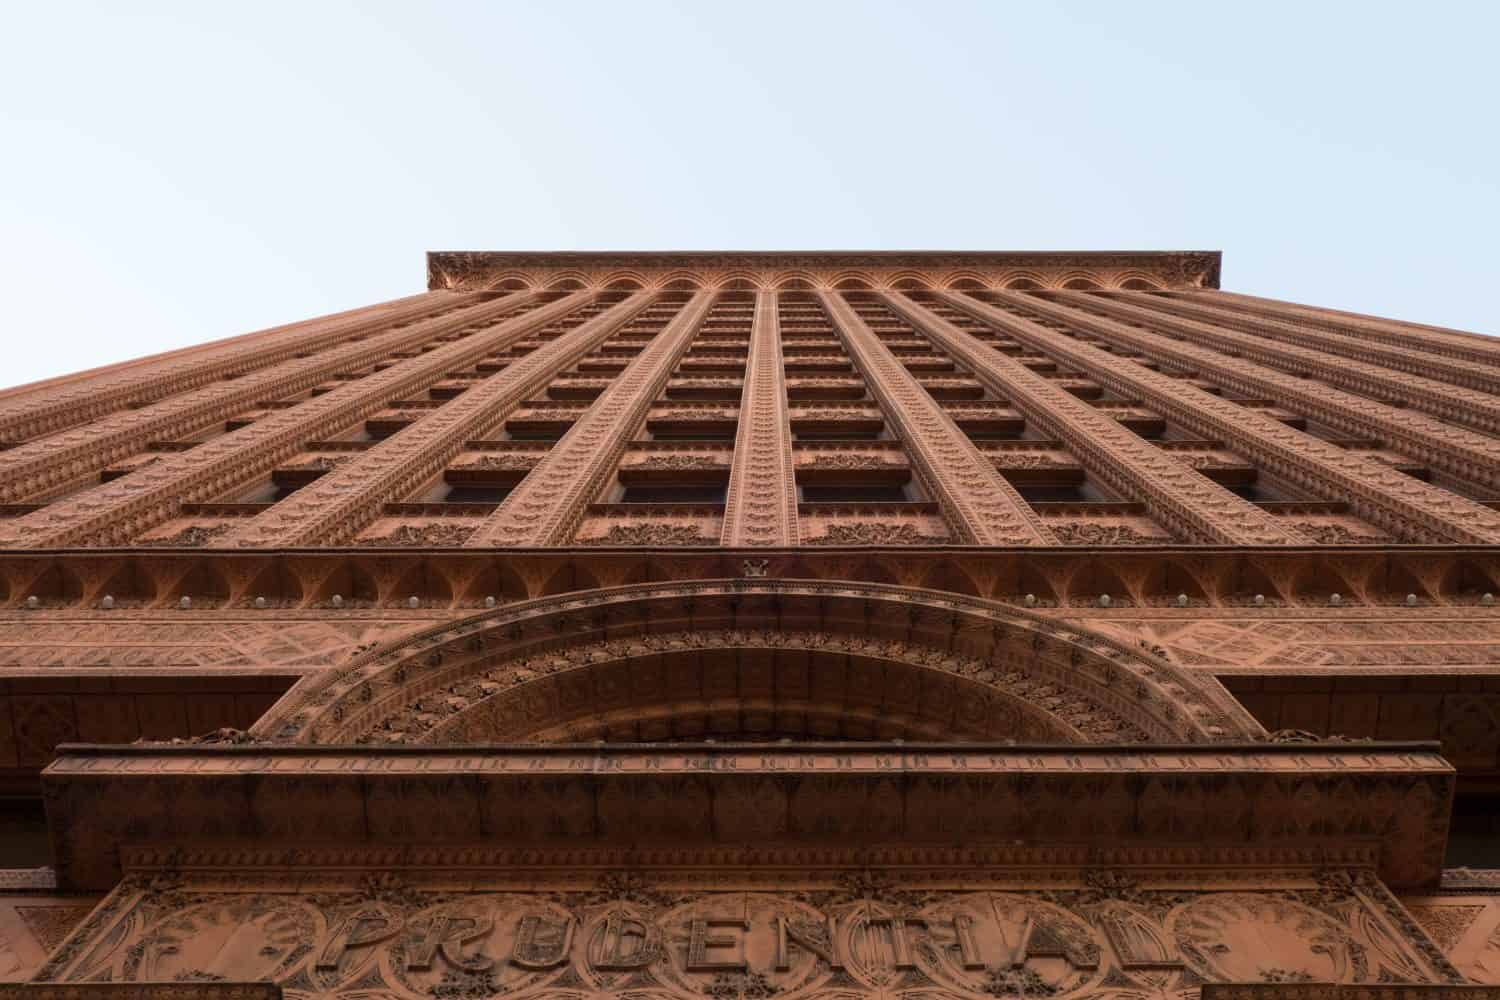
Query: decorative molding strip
1074 292 1500 436
885 291 1303 546
465 290 714 546
0 291 596 548
1189 289 1500 366
0 986 282 1000
222 291 666 547
0 291 456 442
940 290 1500 545
819 291 1055 545
0 292 525 504
722 290 799 546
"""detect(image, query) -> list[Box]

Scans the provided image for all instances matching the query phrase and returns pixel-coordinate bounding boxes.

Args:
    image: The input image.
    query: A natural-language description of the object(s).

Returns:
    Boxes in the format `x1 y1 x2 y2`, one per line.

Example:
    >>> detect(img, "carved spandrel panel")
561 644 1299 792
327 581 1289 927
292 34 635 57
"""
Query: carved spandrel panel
42 870 1461 996
0 896 99 984
1400 888 1500 985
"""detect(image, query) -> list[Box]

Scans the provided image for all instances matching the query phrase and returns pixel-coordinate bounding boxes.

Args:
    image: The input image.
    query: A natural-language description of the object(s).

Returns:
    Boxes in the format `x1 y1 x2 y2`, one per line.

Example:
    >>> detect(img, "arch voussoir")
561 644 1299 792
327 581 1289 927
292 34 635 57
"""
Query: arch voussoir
257 580 1262 746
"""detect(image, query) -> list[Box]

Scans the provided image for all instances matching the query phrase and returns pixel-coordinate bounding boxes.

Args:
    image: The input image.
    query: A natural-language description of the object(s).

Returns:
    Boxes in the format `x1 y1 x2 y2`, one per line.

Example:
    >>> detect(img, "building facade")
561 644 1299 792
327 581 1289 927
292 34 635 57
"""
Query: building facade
0 252 1497 998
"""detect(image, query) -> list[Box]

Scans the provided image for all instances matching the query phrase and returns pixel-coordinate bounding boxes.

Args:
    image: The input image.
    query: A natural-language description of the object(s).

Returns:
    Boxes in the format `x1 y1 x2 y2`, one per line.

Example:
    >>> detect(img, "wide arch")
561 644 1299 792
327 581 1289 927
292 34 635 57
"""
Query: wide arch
256 580 1262 746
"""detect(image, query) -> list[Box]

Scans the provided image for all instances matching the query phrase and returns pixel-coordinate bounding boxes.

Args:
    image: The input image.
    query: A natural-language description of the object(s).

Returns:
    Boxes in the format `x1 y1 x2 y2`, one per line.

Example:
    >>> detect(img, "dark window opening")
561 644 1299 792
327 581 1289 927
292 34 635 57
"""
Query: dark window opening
1447 795 1500 867
794 429 883 441
444 485 514 504
1229 482 1292 503
801 484 913 503
652 428 736 441
620 485 728 504
237 479 303 503
1013 483 1089 502
0 798 53 867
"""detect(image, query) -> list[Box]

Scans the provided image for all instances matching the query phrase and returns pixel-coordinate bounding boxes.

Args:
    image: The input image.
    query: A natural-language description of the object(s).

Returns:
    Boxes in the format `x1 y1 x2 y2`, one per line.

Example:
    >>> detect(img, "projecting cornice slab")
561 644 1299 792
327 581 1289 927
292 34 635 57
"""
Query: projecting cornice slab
44 740 1450 891
426 250 1223 292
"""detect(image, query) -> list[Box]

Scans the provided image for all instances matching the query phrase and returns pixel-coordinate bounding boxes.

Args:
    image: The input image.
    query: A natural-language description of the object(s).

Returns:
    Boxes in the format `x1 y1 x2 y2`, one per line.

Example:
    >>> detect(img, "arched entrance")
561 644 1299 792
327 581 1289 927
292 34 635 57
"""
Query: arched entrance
255 580 1263 745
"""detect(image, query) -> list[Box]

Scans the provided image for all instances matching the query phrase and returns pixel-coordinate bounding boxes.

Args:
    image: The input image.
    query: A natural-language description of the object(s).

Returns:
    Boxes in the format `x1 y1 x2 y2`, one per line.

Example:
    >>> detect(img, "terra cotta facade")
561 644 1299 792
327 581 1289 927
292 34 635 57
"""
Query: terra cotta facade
0 251 1497 998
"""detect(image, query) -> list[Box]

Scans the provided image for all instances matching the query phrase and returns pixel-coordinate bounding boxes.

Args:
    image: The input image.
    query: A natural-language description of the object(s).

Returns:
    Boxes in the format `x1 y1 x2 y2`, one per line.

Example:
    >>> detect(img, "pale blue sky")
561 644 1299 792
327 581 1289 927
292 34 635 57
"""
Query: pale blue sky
2 1 1497 388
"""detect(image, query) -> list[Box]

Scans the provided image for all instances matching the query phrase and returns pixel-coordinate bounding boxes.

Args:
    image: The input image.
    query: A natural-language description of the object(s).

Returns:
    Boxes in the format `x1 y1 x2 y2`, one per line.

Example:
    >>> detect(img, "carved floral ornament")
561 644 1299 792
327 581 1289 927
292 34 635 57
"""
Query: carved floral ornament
253 579 1263 745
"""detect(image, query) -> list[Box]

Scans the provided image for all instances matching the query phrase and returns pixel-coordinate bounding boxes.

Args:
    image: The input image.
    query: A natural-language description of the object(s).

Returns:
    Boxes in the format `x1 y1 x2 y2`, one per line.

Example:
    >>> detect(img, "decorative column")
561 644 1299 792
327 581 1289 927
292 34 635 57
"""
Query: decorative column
0 290 599 548
0 291 544 505
818 290 1055 546
938 289 1500 545
883 292 1304 545
0 290 468 444
1067 292 1500 430
721 290 799 547
1182 289 1500 367
225 290 669 548
465 290 717 547
1007 291 1500 498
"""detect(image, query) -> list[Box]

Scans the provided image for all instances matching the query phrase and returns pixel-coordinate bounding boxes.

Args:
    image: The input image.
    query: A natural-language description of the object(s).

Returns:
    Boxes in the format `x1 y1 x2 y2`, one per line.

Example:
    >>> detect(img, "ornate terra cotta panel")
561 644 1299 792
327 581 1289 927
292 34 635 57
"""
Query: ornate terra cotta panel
721 291 799 546
30 863 1469 997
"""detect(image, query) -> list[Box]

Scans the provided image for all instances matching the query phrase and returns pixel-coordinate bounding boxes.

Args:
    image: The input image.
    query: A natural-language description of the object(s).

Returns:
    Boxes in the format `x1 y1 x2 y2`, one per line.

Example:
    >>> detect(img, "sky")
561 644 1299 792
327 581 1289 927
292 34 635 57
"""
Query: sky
1 1 1497 389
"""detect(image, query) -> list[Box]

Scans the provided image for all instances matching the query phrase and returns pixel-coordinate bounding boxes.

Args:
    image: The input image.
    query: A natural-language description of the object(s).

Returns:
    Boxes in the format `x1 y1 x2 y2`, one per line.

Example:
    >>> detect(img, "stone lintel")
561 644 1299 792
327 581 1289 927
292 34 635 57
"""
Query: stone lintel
44 741 1452 891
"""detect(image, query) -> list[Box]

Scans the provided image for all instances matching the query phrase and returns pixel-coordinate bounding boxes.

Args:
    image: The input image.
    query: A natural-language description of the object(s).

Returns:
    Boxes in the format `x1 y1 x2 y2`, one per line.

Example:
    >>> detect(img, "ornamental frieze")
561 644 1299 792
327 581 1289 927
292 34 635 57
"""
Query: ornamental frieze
425 250 1224 292
39 868 1465 996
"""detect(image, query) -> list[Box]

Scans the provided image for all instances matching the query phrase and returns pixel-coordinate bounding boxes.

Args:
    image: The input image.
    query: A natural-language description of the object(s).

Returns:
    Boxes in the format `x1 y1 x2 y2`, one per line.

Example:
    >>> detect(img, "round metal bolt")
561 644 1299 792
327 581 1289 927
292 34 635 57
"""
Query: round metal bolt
407 596 420 609
24 596 38 609
254 596 267 609
1484 593 1495 606
179 596 192 609
1253 594 1266 607
100 595 114 610
1329 593 1342 607
1176 593 1189 607
1098 594 1112 608
484 596 497 608
1024 593 1037 607
330 594 344 608
1406 593 1419 607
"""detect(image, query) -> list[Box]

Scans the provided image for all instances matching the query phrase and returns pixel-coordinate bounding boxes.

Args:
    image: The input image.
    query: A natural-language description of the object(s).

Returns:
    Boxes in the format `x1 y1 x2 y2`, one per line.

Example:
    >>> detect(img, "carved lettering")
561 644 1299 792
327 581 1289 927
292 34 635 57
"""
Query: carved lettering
511 913 575 969
774 914 844 971
686 918 748 971
593 911 658 970
315 907 401 970
403 914 493 972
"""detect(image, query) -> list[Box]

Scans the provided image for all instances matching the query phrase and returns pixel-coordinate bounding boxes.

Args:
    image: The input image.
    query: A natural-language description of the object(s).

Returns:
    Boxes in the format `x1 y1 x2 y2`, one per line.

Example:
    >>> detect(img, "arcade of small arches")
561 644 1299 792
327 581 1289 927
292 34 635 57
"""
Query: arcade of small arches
254 579 1264 747
3 549 1499 611
476 268 1170 293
